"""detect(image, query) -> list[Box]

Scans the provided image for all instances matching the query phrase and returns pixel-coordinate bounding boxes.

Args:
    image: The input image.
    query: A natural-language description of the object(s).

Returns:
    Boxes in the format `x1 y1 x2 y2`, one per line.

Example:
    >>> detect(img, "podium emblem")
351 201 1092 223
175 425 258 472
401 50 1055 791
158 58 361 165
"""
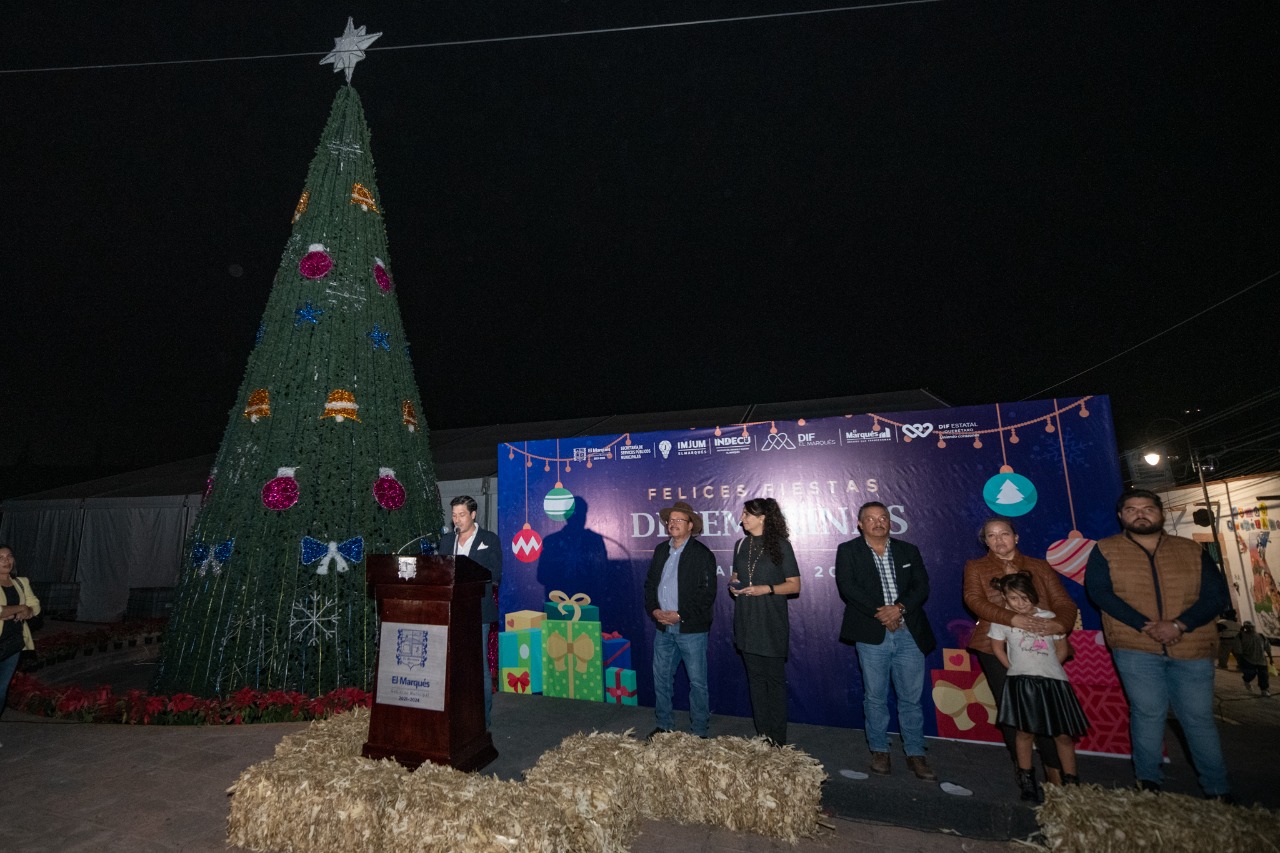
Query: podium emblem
395 628 430 669
397 557 418 579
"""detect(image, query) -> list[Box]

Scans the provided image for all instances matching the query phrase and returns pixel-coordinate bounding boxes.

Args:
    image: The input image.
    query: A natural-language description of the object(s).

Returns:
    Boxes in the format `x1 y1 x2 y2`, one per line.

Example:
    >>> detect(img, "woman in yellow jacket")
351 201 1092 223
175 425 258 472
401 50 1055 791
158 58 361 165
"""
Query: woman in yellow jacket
0 544 41 719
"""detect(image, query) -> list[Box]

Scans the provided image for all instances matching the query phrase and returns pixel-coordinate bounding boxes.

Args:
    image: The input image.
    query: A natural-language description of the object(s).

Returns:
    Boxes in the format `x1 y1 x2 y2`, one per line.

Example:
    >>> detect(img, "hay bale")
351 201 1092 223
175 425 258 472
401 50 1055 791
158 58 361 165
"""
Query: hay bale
383 762 576 853
638 733 825 842
274 707 370 759
524 731 649 852
227 752 408 853
1037 784 1280 853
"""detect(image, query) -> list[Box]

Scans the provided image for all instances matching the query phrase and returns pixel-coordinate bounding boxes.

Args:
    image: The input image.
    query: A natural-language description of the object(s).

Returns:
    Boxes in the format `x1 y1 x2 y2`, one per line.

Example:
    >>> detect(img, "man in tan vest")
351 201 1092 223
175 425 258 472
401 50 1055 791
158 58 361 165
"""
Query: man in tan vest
1085 488 1232 800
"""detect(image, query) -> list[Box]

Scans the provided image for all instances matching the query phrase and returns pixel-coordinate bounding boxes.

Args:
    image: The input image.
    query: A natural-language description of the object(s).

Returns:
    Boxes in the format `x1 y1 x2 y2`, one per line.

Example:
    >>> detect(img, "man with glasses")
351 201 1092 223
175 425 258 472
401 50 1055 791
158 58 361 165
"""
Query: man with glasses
644 501 717 739
1086 488 1233 801
835 501 938 780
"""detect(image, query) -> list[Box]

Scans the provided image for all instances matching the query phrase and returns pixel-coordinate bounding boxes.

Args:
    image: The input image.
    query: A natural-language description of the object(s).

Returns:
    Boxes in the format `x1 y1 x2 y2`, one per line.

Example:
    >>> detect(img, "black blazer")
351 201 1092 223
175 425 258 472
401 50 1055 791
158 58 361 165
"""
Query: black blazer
644 537 718 634
834 537 936 655
440 527 503 624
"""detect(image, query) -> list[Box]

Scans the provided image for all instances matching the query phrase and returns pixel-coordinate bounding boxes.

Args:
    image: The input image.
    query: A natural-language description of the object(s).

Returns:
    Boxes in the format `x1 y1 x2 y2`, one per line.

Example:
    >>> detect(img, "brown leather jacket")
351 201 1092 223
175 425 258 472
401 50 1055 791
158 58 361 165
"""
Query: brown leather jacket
962 551 1077 655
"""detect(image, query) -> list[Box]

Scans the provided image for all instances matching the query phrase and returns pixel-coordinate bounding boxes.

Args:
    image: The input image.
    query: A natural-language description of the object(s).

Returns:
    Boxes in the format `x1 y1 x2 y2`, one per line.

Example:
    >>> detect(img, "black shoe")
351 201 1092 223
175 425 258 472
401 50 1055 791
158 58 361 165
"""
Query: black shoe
1062 774 1081 785
644 727 670 741
1016 768 1043 804
1206 792 1237 805
1136 779 1162 793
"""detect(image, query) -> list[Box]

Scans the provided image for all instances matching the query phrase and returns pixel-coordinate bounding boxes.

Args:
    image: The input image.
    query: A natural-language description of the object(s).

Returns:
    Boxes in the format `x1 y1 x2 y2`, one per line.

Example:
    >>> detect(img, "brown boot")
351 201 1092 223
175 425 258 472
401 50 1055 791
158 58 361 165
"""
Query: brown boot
869 752 891 775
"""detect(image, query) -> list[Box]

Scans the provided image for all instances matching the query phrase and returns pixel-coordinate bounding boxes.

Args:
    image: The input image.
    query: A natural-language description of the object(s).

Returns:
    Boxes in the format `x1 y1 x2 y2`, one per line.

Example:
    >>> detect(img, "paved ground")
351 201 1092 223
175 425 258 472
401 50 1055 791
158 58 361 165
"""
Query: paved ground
2 625 1276 852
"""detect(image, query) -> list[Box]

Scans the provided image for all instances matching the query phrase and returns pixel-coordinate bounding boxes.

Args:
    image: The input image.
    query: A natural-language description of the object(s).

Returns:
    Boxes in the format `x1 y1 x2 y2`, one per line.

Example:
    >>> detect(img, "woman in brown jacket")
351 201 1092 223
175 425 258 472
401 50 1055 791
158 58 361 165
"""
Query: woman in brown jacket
963 517 1077 784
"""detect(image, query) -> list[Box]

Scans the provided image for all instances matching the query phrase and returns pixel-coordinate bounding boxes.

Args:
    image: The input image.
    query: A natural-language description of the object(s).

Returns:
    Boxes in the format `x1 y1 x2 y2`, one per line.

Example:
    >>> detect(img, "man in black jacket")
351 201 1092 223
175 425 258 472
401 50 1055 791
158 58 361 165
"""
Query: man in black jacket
440 495 502 729
644 500 717 738
835 501 938 780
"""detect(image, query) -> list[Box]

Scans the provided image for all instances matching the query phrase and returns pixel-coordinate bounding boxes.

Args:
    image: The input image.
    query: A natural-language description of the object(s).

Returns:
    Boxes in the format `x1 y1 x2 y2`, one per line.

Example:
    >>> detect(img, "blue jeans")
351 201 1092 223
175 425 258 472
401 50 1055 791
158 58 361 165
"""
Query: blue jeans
0 652 20 719
652 629 710 736
1112 649 1230 795
856 628 927 756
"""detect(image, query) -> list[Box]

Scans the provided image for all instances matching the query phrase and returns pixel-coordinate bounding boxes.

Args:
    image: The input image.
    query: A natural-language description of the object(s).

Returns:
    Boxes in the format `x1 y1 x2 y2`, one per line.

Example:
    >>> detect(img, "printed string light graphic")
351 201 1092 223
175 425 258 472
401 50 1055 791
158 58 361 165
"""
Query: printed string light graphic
866 397 1093 519
1045 399 1097 587
510 442 544 563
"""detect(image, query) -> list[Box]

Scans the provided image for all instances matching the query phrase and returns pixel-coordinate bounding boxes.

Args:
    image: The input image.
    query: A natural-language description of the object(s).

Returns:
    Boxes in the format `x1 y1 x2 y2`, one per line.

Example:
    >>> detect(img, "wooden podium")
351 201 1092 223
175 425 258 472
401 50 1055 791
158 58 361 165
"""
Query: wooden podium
361 553 498 772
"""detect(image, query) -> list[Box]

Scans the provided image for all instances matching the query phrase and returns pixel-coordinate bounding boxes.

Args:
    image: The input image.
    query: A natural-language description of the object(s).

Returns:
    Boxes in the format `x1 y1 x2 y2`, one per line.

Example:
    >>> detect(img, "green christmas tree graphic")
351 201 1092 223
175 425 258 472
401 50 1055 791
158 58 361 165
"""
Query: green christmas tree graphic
155 79 442 697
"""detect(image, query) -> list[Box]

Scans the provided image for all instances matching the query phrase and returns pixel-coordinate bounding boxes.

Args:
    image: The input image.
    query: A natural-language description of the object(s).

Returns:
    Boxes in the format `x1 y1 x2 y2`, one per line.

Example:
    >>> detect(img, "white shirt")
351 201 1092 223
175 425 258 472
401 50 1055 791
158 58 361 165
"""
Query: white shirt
988 609 1070 681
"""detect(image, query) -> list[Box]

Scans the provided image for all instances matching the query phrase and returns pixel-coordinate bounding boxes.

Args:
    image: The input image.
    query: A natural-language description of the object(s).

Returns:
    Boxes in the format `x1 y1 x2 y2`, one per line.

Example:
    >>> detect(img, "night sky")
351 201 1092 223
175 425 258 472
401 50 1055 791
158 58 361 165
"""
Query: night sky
4 2 1277 493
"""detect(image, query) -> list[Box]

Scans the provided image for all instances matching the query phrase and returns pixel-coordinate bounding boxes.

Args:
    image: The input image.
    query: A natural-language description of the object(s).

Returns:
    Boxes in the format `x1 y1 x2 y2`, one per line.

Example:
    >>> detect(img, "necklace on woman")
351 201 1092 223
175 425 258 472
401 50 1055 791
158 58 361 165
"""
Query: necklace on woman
745 537 765 585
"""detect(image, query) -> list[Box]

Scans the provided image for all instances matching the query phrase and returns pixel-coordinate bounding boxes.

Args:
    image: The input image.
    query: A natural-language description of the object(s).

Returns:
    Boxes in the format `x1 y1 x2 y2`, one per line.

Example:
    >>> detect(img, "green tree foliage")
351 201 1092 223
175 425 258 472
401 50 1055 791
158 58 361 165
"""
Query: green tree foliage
156 85 442 697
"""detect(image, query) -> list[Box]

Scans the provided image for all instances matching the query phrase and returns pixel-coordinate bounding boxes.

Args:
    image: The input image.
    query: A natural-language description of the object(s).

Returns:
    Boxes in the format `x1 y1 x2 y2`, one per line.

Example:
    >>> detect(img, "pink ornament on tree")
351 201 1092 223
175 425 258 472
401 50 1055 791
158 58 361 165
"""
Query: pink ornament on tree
373 467 406 510
299 243 334 279
262 467 300 511
373 257 393 293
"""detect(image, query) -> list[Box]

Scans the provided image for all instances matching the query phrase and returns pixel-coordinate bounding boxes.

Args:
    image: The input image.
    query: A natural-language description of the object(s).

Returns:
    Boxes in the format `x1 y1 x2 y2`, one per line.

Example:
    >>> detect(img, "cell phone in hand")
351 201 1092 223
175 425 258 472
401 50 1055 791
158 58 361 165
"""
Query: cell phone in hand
730 580 746 591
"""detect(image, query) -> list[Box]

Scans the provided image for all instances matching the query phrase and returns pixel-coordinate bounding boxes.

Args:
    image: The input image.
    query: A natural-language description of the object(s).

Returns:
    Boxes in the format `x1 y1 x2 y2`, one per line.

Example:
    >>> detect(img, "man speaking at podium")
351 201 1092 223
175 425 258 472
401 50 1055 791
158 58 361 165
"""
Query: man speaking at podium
439 495 503 728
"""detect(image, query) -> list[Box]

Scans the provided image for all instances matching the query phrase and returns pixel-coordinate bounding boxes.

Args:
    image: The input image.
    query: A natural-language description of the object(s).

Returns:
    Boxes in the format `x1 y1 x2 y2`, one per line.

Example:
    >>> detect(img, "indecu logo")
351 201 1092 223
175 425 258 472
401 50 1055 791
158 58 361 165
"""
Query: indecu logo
760 433 797 451
901 423 934 440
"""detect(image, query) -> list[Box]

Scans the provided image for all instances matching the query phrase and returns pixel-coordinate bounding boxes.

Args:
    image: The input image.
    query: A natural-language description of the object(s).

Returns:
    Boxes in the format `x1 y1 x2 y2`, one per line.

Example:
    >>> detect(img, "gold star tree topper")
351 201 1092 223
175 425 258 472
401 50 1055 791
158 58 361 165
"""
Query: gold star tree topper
321 17 382 84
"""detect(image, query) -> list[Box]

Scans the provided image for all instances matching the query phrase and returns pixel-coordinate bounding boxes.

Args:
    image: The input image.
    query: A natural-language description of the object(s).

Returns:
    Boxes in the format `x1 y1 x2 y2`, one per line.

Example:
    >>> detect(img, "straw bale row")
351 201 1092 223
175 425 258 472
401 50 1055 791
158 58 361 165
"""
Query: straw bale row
228 711 827 852
637 731 826 842
1035 783 1280 853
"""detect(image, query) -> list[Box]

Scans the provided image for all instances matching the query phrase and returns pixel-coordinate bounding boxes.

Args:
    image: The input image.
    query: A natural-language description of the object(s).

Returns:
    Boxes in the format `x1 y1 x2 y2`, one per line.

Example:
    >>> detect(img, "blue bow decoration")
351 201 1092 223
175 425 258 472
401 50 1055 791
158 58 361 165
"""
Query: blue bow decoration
190 538 235 576
301 535 364 574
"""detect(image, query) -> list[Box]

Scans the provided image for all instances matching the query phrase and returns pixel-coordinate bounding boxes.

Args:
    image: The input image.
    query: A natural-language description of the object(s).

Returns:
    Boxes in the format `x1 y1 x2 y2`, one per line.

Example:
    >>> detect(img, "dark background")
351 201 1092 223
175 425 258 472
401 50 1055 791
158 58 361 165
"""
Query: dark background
3 1 1277 496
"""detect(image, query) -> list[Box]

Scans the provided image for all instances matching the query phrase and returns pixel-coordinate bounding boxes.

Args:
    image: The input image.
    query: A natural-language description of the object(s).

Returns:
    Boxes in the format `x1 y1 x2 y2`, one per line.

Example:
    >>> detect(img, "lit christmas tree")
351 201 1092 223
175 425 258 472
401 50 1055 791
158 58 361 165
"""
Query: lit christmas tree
156 22 443 697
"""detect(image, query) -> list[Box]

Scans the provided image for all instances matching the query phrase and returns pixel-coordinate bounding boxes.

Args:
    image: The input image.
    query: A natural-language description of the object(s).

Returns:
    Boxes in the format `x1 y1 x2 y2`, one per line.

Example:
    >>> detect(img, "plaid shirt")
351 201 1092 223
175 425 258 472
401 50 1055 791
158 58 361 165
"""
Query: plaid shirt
870 541 898 606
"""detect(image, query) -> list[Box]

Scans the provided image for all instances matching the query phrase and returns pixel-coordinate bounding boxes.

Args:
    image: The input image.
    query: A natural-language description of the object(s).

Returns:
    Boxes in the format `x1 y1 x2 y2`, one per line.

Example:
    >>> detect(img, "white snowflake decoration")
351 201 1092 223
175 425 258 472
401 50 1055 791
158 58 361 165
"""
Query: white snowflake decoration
289 591 339 647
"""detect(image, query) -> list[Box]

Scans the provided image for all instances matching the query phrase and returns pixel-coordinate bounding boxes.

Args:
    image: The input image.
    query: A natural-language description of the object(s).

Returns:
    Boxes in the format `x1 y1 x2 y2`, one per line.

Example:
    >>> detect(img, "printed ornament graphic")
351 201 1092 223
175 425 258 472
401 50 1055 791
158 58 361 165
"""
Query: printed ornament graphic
373 467 406 510
262 467 300 511
243 389 271 422
401 400 418 432
982 469 1038 516
373 258 393 293
1046 533 1096 585
543 484 576 522
512 523 543 563
320 389 361 422
299 243 334 279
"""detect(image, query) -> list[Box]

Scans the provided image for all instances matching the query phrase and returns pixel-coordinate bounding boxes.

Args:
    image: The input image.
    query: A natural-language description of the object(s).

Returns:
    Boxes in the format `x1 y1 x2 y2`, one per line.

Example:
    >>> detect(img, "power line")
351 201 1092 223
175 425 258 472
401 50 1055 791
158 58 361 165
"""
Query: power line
1020 268 1280 401
0 0 944 75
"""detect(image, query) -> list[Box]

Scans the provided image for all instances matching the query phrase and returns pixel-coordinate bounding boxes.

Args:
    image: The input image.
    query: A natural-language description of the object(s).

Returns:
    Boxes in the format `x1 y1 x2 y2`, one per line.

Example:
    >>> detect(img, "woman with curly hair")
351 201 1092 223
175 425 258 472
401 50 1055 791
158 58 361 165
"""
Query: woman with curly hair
729 497 801 744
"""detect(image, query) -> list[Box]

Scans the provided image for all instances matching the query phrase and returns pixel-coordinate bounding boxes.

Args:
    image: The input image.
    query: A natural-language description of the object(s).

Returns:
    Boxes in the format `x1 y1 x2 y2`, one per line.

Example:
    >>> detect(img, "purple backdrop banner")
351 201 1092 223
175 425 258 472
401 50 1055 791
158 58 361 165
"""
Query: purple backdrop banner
497 397 1122 734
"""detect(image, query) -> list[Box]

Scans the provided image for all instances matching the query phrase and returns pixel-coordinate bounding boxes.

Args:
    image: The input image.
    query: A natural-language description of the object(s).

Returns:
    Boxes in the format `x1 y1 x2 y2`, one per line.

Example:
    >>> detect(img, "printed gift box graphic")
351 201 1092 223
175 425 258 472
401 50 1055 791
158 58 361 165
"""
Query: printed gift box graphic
930 667 1000 743
501 667 533 694
605 666 638 705
1062 629 1121 687
505 610 545 632
602 631 632 671
942 647 974 672
544 590 600 623
542 619 603 701
1074 684 1132 755
498 629 543 693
